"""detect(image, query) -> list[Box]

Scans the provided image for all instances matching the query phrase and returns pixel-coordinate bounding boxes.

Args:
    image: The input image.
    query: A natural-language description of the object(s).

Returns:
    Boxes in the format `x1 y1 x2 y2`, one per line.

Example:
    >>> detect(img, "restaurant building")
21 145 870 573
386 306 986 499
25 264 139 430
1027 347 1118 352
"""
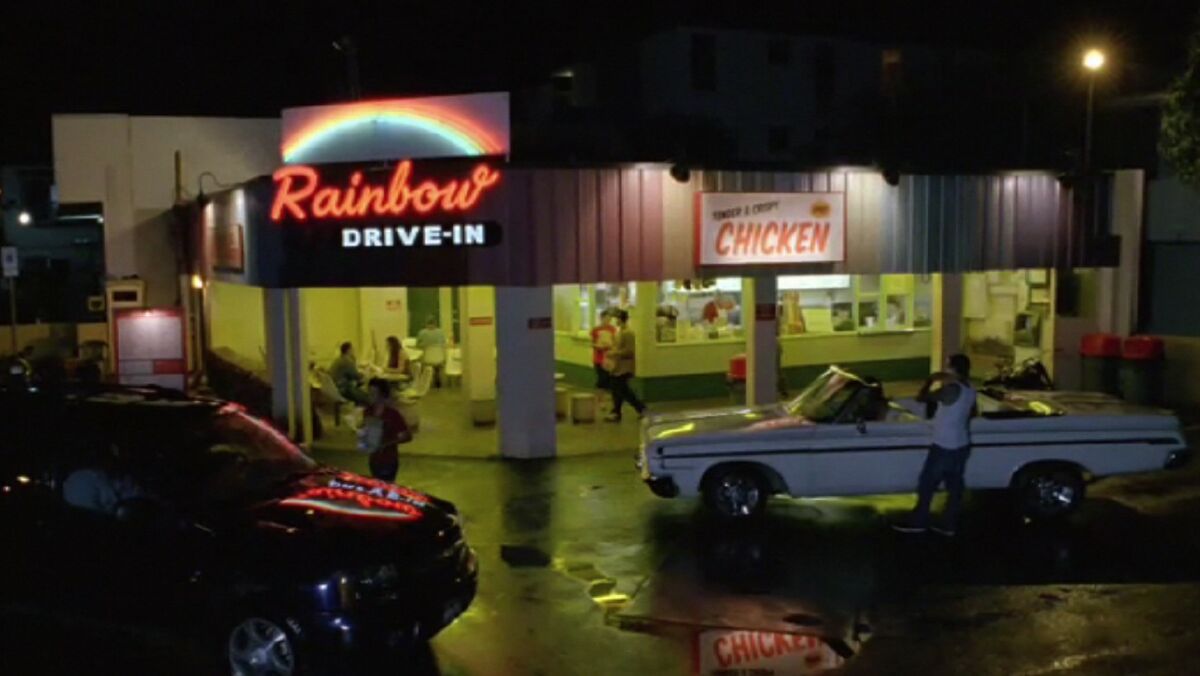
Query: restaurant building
172 93 1145 459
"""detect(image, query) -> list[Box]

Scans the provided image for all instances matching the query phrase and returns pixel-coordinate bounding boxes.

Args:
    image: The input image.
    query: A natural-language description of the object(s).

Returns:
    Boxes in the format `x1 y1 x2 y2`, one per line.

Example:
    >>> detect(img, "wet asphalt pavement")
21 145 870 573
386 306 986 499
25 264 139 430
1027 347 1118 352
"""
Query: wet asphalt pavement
5 436 1200 675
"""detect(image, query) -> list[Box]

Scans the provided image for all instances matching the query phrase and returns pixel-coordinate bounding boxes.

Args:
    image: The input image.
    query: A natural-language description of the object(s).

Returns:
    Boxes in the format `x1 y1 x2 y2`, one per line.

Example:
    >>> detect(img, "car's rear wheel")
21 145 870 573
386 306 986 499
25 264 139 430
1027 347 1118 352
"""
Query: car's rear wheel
228 616 298 676
1014 466 1085 521
704 465 769 518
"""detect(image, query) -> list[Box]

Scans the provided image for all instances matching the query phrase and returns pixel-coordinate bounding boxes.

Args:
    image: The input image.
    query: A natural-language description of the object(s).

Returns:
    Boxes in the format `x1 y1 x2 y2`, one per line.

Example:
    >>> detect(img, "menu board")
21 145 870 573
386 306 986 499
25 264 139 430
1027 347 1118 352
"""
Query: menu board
114 308 187 391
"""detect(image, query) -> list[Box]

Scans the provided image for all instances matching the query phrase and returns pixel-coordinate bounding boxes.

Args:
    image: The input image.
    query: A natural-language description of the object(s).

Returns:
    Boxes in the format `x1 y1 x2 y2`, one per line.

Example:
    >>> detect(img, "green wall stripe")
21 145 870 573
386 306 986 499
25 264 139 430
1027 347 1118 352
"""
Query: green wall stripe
558 357 930 403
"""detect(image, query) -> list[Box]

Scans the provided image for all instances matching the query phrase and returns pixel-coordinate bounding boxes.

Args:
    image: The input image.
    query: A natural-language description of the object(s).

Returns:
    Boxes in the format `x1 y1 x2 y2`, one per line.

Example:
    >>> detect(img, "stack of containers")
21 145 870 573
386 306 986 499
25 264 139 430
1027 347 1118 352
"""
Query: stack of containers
1080 333 1122 396
1119 335 1166 406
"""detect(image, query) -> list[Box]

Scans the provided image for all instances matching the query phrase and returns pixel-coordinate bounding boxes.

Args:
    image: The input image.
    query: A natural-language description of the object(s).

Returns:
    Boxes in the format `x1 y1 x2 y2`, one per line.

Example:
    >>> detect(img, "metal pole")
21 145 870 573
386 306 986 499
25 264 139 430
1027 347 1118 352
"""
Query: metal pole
1084 76 1095 173
8 279 17 355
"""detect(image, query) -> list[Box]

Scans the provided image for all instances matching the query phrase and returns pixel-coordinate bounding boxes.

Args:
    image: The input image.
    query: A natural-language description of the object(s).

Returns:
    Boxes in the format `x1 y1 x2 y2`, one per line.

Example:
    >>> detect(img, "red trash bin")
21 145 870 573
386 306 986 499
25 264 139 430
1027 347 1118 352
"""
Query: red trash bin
1119 336 1165 405
1080 333 1121 395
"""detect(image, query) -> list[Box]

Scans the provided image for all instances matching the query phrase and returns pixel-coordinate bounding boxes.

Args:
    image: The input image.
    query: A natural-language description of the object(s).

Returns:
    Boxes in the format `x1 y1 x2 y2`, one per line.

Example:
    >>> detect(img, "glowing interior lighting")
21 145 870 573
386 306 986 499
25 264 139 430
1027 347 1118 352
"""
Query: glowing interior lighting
190 274 205 290
15 475 30 484
17 211 32 226
282 102 506 162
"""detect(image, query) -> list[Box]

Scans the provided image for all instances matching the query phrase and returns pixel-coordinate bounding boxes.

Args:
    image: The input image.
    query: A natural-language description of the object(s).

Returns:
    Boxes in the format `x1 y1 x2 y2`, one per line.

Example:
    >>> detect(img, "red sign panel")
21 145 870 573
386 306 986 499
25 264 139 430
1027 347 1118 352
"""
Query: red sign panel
469 316 494 327
695 192 847 266
755 303 778 321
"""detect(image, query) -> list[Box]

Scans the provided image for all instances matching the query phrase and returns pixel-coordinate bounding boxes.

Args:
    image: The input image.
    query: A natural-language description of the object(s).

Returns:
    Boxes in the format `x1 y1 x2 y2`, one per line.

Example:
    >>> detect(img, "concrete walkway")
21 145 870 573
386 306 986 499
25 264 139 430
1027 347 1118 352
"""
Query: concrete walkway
312 379 928 459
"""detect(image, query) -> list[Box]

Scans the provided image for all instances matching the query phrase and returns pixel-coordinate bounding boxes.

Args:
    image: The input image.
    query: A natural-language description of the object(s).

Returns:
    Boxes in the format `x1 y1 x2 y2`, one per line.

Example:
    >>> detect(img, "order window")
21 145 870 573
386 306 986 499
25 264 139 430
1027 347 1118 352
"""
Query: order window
778 274 933 336
553 283 636 336
656 278 744 343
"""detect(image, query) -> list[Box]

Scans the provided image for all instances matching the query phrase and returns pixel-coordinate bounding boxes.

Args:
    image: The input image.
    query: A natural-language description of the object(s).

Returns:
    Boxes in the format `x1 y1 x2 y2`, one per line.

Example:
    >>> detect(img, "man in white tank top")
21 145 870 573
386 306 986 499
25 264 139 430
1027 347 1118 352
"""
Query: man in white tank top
894 354 976 536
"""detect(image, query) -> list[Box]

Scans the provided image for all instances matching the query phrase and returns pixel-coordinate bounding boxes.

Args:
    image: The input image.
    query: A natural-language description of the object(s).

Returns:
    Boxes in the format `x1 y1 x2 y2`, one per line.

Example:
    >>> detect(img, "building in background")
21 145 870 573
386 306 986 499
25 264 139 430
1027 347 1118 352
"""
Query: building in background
516 26 1085 171
0 165 106 355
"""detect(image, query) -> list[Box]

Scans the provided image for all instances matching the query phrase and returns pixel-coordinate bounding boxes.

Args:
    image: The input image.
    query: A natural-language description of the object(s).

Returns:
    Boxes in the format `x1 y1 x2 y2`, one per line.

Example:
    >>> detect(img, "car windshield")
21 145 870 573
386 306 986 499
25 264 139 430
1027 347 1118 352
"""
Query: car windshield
783 370 865 423
192 408 318 502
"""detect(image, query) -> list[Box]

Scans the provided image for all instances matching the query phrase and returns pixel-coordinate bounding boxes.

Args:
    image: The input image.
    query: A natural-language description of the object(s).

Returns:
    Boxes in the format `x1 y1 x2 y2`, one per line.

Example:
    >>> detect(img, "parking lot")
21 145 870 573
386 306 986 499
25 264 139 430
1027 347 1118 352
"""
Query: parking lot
6 429 1199 675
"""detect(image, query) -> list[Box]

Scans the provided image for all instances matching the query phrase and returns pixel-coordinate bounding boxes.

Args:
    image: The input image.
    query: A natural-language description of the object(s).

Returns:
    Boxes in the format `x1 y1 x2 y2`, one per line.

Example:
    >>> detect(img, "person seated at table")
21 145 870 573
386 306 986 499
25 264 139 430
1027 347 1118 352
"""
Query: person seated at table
329 341 370 405
416 316 447 388
384 335 410 374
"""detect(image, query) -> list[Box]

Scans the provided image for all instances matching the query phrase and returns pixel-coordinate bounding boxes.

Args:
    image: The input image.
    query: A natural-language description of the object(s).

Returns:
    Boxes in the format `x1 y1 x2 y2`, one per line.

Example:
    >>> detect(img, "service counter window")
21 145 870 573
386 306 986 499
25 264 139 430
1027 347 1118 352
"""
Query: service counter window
778 274 933 336
553 283 637 337
656 278 744 344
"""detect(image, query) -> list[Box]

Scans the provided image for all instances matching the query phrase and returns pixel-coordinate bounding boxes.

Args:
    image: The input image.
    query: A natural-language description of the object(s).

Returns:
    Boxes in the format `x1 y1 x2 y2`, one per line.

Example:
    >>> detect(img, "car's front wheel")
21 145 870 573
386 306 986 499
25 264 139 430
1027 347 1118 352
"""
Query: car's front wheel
1013 466 1085 521
228 616 299 676
703 465 769 518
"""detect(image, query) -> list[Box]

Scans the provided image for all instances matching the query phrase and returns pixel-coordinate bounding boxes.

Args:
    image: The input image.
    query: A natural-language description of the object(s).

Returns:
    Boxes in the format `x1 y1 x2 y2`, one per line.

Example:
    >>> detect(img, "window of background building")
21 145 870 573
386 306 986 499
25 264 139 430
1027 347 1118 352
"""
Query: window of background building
881 48 903 96
778 274 932 336
767 38 790 66
691 34 717 91
768 126 791 154
553 283 636 335
657 278 743 343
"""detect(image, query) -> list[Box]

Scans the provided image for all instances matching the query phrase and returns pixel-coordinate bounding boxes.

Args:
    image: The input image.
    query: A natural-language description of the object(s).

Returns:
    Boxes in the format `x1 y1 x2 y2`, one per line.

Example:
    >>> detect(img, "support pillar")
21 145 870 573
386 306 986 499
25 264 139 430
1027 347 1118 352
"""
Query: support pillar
745 276 779 406
264 288 292 435
495 286 556 459
461 286 497 425
285 288 312 445
264 287 312 444
932 273 964 372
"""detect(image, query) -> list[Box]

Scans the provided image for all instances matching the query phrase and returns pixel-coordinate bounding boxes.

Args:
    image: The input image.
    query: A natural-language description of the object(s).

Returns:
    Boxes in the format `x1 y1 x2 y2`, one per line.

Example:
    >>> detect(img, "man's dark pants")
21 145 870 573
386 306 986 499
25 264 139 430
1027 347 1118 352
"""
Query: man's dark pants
594 363 611 390
911 444 971 528
610 373 645 417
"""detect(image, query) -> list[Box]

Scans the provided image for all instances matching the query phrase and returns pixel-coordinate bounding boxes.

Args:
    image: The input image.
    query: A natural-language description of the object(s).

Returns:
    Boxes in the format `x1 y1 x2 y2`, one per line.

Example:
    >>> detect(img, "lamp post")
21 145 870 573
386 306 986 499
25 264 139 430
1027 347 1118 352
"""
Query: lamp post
1082 48 1105 172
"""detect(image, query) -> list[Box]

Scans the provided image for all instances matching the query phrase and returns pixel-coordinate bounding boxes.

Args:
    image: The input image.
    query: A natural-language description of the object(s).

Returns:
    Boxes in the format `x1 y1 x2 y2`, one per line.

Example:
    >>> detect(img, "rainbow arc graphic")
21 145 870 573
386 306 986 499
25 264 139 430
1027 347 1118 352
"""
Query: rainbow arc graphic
282 100 506 162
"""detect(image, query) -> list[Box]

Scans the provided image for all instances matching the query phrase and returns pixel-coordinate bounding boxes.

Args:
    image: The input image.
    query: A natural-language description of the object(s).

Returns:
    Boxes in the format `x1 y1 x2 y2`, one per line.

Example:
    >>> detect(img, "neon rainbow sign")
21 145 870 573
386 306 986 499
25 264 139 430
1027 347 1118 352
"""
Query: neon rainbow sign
281 95 509 164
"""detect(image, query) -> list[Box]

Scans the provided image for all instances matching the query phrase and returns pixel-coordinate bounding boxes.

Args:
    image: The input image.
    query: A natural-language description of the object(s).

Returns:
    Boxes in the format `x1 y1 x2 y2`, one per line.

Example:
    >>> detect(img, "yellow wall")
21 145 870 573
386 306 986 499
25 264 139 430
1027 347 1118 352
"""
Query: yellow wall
302 288 362 363
555 332 593 367
357 287 409 359
208 281 265 365
782 331 931 366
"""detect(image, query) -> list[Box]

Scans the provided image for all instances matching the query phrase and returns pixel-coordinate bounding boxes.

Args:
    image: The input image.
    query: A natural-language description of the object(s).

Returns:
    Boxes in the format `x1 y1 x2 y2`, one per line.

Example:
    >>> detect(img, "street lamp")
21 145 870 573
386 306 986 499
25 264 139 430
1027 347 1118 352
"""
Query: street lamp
1082 48 1105 171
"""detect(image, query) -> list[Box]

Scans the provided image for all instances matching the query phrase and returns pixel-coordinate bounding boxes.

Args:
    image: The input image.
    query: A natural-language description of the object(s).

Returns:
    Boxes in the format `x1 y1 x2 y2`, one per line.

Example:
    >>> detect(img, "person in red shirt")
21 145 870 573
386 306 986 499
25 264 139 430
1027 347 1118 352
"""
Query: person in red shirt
590 309 617 394
360 378 412 483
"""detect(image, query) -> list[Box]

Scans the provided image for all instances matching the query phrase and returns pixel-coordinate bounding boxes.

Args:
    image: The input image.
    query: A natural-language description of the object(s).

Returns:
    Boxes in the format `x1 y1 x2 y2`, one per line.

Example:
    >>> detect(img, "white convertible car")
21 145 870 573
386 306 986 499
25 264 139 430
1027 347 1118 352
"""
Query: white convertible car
638 367 1191 520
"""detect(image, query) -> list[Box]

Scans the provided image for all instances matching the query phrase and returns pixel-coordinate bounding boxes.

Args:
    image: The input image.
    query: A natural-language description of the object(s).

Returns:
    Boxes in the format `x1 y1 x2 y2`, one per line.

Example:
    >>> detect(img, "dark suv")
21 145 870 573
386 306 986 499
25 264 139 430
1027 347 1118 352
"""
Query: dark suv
0 384 476 675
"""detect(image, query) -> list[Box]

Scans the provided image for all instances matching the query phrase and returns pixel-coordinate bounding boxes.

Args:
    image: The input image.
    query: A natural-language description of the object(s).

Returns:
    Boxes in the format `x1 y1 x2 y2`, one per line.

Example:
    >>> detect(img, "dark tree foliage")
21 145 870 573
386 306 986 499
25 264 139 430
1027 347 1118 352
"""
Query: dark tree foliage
1161 17 1200 187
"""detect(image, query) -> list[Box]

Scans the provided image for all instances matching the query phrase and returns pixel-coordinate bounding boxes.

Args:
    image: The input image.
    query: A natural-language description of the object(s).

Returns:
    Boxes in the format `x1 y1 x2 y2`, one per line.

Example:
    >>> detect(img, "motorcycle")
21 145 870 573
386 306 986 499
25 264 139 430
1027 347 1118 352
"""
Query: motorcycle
985 357 1054 391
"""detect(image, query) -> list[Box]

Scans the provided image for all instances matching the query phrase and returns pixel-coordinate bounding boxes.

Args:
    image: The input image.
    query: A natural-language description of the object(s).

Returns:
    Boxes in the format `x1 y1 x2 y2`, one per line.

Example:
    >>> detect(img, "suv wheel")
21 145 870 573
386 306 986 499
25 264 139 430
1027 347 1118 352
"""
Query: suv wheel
1015 467 1085 521
704 465 769 518
228 616 297 676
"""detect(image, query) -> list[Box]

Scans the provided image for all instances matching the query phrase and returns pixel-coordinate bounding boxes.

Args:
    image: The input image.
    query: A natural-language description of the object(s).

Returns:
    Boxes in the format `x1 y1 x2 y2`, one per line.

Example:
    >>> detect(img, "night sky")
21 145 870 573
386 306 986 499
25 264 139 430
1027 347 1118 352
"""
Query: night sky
2 0 1197 164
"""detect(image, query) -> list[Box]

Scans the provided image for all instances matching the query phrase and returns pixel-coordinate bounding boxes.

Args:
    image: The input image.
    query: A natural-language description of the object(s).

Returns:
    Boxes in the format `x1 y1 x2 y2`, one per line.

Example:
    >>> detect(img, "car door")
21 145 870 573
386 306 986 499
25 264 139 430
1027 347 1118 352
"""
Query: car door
47 407 213 629
804 391 931 497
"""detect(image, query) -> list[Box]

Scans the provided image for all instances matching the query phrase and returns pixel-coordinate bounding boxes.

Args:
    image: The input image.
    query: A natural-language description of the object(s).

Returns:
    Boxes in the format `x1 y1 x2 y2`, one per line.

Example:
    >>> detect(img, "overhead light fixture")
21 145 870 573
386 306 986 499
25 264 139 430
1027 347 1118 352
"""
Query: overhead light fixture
191 274 205 290
17 211 32 226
